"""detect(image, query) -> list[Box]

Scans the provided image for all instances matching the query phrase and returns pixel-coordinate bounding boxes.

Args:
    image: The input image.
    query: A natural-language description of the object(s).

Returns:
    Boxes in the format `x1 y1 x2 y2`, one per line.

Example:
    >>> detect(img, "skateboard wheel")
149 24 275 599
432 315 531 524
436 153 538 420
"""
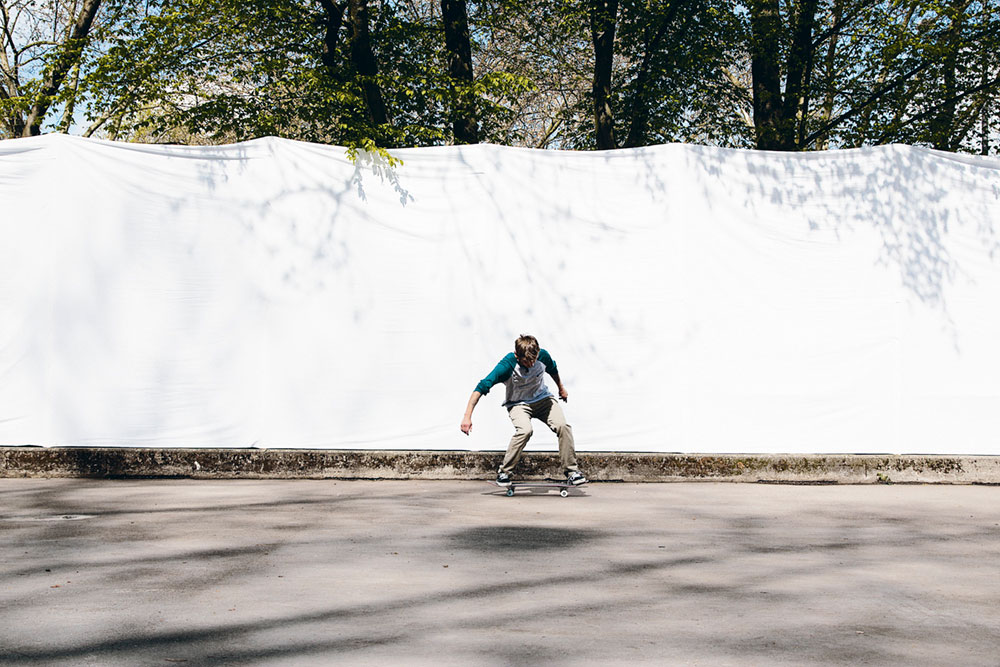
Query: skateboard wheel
506 488 514 497
560 489 569 498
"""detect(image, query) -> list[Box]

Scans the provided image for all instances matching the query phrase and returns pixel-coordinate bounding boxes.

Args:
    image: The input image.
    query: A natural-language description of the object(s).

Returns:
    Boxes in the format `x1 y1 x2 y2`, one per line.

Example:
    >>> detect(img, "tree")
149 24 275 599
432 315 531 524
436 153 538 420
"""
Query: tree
441 0 478 143
614 0 747 148
879 0 1000 152
81 0 437 145
467 0 590 148
748 0 821 150
1 0 124 138
484 0 743 150
742 0 1000 152
79 0 532 147
347 0 389 127
587 0 618 149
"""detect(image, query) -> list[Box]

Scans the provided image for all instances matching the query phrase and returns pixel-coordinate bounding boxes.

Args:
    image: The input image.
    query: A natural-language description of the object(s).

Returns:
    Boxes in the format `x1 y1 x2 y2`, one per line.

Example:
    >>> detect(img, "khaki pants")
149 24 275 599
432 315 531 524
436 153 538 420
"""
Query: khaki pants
499 397 580 475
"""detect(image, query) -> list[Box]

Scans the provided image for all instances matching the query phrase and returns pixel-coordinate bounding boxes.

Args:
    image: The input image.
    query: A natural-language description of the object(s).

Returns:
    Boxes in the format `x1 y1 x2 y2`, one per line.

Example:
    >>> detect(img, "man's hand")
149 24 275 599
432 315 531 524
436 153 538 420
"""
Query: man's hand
461 418 473 435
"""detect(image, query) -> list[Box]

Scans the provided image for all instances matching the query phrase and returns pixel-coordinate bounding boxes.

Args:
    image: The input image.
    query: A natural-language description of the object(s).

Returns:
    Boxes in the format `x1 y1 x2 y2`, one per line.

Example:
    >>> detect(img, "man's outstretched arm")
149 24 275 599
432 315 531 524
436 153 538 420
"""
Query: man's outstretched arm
463 355 516 434
461 391 482 435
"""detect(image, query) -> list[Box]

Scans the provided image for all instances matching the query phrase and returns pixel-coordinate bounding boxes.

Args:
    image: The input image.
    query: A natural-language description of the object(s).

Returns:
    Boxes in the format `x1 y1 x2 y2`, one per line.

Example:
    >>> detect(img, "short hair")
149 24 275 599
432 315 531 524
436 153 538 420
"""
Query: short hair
514 334 540 360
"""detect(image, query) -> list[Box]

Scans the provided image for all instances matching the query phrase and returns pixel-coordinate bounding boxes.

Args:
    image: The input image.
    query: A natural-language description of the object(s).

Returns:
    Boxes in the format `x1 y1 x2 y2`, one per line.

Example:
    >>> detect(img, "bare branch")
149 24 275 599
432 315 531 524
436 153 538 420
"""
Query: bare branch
15 39 62 53
811 0 882 47
872 73 1000 145
802 59 934 146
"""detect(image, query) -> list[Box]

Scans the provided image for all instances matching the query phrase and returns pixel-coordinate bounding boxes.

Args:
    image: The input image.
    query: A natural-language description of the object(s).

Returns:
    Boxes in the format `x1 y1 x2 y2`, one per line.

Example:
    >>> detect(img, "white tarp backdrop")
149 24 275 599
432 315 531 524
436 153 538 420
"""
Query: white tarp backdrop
1 134 999 454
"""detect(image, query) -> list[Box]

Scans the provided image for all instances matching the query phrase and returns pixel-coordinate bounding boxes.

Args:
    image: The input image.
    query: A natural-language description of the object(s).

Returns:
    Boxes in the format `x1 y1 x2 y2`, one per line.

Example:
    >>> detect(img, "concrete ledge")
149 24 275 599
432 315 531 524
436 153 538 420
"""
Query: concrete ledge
2 447 999 483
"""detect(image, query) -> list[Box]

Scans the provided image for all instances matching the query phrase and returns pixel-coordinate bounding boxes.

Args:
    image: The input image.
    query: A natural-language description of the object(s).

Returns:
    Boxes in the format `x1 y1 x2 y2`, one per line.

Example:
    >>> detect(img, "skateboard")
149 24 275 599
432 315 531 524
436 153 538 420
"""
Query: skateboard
494 478 587 497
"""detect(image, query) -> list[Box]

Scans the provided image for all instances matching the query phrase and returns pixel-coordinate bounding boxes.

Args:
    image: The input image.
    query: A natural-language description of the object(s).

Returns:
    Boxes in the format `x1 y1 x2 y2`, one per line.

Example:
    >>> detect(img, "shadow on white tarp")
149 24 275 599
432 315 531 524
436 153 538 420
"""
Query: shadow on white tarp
1 134 999 454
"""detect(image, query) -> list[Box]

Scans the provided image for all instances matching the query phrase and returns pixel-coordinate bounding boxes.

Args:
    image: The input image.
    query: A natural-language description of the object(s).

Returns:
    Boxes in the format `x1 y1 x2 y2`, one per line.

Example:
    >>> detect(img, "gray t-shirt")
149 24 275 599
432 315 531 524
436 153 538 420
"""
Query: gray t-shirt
474 349 558 408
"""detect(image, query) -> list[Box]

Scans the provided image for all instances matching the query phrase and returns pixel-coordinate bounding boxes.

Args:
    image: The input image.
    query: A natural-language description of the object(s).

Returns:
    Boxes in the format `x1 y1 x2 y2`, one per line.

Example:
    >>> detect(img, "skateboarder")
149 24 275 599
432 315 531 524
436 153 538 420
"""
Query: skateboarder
461 334 588 487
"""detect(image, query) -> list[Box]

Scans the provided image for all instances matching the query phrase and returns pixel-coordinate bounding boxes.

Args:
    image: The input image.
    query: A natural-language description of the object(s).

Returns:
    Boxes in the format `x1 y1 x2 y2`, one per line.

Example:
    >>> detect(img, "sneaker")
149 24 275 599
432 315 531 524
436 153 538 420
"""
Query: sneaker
495 470 512 487
566 470 588 486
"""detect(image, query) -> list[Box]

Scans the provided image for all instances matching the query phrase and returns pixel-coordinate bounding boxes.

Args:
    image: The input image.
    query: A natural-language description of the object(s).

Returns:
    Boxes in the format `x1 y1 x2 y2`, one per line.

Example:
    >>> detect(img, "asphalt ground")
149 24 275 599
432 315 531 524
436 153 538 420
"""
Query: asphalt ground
1 479 998 666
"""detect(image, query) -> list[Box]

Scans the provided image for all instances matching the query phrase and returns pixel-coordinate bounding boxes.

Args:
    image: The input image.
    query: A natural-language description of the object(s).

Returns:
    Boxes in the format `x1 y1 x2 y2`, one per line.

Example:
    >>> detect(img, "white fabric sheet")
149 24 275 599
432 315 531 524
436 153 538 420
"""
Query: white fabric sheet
1 134 999 453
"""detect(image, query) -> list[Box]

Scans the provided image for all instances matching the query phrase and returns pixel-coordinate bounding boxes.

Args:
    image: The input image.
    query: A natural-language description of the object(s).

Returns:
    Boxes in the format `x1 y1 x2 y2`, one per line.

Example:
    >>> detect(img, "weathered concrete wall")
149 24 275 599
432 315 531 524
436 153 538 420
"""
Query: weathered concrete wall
2 448 999 484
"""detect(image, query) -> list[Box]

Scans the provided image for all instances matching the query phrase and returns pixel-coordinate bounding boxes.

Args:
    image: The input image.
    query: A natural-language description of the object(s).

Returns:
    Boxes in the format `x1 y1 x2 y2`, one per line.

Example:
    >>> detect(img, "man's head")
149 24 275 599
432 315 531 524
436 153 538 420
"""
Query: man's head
514 334 540 369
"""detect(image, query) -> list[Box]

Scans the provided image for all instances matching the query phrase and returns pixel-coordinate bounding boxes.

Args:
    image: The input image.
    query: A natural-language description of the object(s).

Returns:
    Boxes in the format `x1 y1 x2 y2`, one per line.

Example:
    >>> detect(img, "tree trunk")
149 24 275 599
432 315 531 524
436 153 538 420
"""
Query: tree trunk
0 4 23 137
748 0 785 150
814 0 844 150
317 0 348 75
982 99 990 155
347 0 389 127
622 50 654 149
588 0 618 150
981 44 991 155
930 2 968 151
783 0 819 149
441 0 478 144
623 3 680 148
21 0 102 136
58 63 82 132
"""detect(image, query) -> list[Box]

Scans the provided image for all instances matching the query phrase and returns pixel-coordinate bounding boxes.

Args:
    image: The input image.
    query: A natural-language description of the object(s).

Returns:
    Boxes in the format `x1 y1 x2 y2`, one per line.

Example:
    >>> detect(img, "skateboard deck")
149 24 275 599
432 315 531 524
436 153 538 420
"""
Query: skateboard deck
493 478 587 497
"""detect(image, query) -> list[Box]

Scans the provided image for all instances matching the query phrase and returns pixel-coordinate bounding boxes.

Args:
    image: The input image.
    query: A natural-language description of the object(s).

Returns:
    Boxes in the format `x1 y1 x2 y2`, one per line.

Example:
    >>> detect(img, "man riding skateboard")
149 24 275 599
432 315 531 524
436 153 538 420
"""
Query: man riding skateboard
460 334 588 488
